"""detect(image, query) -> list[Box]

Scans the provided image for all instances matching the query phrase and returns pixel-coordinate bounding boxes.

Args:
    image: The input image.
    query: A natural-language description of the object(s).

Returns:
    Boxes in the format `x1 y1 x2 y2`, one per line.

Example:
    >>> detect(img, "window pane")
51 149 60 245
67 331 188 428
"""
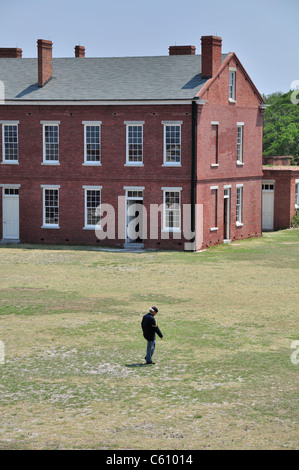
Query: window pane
229 71 236 100
165 191 180 229
86 190 101 225
86 125 101 162
45 126 59 161
236 187 242 223
237 126 243 162
165 125 181 163
127 125 143 162
4 188 19 195
4 125 18 161
45 189 59 225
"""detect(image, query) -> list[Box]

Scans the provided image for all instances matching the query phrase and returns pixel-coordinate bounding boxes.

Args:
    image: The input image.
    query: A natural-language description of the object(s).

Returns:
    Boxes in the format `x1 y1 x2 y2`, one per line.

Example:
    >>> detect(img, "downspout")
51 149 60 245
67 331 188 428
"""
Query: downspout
190 99 198 250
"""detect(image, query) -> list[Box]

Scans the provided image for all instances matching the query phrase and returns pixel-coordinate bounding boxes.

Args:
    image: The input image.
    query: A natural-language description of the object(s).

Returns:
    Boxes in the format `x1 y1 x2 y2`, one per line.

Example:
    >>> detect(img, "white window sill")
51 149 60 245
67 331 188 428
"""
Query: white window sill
124 163 144 167
41 225 60 229
210 227 218 232
82 162 102 166
162 163 182 167
42 162 60 165
83 226 100 230
211 164 219 168
237 161 244 166
229 98 236 103
236 222 243 227
295 205 299 210
2 161 19 165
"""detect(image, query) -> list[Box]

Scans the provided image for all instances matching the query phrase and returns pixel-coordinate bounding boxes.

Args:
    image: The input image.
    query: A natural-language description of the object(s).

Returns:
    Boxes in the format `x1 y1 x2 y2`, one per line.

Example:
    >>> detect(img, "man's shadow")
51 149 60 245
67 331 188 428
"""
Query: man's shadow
125 363 150 368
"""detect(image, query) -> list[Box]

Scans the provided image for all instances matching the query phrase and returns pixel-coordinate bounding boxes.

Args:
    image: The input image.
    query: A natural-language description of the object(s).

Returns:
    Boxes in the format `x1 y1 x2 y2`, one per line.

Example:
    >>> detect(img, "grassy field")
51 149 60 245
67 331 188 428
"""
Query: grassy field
0 230 298 450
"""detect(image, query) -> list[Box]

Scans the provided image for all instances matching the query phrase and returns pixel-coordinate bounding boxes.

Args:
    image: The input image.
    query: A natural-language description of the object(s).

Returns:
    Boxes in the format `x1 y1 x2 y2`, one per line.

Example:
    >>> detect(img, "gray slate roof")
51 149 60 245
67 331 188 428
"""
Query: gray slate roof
0 54 228 102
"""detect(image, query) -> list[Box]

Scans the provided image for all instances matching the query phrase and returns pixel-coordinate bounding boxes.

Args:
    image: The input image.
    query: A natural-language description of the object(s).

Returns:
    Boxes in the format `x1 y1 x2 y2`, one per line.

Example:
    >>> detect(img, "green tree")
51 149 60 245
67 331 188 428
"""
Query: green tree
263 91 299 164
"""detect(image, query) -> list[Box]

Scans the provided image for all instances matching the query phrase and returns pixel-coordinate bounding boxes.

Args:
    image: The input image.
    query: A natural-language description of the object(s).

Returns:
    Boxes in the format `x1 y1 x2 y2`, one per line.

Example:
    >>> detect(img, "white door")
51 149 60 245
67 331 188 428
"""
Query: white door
3 189 19 239
262 187 274 231
125 189 144 244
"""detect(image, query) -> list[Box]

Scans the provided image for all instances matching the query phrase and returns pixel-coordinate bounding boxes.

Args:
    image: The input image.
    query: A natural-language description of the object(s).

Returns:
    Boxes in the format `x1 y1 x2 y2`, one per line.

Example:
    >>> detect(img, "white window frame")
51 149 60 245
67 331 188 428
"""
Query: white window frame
124 121 144 166
236 184 243 226
162 121 182 166
41 121 60 165
237 123 244 165
41 185 60 229
229 68 236 102
295 180 299 209
83 186 102 229
1 121 19 164
161 187 182 232
82 121 102 166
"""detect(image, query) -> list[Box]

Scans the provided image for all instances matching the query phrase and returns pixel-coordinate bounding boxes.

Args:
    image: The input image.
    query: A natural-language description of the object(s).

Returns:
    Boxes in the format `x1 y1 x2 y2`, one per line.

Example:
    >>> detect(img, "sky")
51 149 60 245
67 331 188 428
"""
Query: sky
0 0 298 96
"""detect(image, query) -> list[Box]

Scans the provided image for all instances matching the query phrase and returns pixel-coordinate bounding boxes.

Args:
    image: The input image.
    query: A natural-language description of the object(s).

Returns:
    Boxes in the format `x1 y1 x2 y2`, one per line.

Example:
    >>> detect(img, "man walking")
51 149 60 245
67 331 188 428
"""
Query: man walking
141 306 163 364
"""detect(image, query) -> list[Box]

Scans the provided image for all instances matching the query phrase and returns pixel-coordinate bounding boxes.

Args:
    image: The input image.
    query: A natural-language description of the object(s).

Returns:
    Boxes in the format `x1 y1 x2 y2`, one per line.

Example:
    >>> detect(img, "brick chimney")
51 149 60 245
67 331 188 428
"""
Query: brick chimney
75 45 85 57
0 48 22 58
37 39 53 87
169 45 196 55
201 36 222 78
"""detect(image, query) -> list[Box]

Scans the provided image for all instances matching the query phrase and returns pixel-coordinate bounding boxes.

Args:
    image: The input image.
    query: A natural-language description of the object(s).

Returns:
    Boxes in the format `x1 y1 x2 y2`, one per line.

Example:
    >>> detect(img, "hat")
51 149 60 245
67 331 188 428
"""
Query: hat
150 306 158 313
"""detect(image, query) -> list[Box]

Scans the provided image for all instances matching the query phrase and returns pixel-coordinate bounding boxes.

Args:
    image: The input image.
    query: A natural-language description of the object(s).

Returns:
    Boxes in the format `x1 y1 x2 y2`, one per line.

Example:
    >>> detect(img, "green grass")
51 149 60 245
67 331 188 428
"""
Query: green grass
0 229 298 449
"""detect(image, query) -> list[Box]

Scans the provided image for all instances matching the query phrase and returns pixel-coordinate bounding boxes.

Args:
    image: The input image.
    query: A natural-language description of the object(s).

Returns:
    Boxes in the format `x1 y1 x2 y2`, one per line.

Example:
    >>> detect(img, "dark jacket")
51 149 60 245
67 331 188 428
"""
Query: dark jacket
141 312 163 341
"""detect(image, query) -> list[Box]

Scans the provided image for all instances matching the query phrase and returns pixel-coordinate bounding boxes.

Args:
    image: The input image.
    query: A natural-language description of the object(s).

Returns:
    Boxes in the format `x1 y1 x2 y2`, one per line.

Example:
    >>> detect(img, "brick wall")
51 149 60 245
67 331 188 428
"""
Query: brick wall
262 168 299 229
197 178 262 249
194 54 264 249
0 104 193 249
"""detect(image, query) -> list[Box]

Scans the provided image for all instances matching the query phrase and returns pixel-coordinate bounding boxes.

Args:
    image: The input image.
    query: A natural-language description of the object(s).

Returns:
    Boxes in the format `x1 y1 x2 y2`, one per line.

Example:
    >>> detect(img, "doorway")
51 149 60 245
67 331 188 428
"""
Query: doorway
125 188 144 246
223 187 231 242
2 187 20 240
262 182 274 231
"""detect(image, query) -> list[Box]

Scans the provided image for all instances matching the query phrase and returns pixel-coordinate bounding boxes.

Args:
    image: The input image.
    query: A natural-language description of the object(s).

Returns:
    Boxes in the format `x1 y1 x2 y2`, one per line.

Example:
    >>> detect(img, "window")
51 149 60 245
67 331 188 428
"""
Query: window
237 123 244 164
211 122 219 166
162 188 181 231
163 122 182 165
125 122 143 165
127 190 143 199
295 181 299 208
229 69 236 102
42 122 59 164
4 188 19 195
236 185 243 226
262 183 274 191
83 122 101 165
210 186 218 231
42 186 60 228
83 187 102 228
1 122 19 163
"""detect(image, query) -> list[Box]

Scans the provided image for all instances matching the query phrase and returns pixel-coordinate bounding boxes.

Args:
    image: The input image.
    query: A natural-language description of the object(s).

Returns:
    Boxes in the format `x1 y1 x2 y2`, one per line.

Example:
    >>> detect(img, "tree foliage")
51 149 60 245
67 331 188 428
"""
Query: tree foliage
263 91 299 164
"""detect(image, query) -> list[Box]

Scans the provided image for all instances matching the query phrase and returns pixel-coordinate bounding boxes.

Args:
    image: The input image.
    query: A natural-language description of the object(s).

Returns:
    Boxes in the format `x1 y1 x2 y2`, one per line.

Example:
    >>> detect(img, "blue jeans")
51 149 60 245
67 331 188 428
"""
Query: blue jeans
146 340 156 363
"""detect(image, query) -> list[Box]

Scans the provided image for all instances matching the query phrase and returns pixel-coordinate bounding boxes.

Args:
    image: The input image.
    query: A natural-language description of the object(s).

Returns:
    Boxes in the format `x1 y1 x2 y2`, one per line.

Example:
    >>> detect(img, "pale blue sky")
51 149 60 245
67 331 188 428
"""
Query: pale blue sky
1 0 298 95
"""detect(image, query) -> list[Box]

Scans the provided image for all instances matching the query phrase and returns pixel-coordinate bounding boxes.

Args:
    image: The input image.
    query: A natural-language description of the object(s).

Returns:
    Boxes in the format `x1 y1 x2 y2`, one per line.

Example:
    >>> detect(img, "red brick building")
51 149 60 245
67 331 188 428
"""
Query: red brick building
262 157 299 230
0 36 265 250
